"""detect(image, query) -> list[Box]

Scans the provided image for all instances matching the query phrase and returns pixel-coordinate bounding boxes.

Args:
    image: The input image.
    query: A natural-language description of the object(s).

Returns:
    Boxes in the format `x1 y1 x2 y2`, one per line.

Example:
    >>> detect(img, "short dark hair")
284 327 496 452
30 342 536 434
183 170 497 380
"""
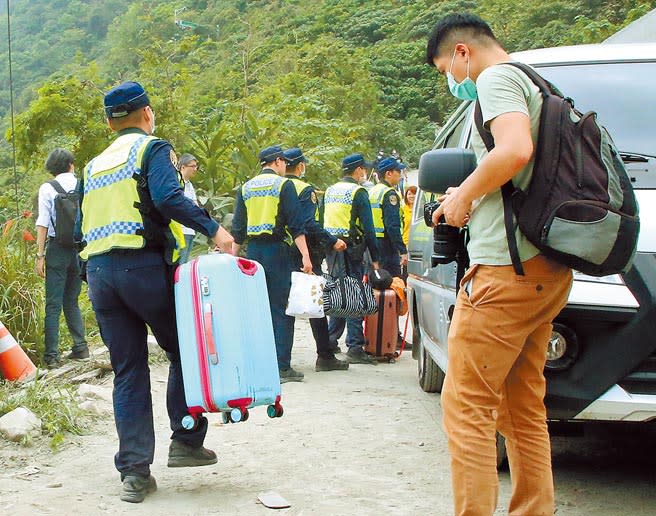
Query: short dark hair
425 13 496 65
45 148 74 176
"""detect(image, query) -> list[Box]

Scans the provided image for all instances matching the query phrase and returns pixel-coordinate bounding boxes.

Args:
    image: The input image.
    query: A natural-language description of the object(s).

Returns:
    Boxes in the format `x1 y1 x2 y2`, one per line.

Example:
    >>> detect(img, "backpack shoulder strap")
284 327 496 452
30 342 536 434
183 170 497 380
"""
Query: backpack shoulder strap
473 98 525 276
48 179 67 195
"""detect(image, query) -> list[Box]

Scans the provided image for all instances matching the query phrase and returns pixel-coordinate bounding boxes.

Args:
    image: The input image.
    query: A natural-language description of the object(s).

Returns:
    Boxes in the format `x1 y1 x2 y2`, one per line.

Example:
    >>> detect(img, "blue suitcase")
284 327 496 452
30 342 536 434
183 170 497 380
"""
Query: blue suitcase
174 253 283 427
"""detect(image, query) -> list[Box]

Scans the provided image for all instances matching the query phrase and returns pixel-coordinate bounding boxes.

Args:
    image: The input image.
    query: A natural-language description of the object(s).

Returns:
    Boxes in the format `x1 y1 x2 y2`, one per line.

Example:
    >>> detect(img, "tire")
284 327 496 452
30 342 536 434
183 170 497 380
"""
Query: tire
496 432 509 470
418 343 445 392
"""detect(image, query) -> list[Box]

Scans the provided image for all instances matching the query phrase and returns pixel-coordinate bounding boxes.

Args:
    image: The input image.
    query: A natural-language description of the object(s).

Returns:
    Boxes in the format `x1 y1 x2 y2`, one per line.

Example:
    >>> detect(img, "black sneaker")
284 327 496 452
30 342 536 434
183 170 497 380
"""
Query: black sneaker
279 367 304 383
167 440 218 468
316 355 349 372
346 347 378 365
66 347 90 360
44 357 61 369
120 474 157 503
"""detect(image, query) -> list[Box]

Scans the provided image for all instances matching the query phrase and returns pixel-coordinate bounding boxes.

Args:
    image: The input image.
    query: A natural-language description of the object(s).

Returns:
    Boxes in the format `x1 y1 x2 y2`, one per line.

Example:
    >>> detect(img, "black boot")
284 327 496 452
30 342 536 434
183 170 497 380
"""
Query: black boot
316 354 349 372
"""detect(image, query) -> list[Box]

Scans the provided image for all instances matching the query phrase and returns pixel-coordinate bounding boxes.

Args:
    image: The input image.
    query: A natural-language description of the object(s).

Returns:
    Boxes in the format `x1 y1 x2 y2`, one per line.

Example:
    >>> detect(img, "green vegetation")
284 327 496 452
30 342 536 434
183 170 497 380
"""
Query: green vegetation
0 0 653 369
0 375 89 449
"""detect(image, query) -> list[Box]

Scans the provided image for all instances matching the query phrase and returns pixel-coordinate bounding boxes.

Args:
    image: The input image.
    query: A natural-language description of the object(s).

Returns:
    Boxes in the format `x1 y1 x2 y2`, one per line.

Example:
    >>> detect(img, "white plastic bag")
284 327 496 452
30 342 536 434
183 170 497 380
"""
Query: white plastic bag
285 272 326 318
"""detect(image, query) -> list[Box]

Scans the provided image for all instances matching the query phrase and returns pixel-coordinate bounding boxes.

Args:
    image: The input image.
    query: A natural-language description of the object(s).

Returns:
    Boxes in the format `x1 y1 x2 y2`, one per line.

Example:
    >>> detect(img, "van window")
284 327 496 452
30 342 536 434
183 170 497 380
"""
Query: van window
537 61 656 159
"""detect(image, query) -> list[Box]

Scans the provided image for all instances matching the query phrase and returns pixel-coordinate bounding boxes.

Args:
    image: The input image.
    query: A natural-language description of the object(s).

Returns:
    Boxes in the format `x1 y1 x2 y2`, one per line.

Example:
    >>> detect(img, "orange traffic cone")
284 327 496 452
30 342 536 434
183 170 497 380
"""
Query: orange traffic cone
0 321 37 382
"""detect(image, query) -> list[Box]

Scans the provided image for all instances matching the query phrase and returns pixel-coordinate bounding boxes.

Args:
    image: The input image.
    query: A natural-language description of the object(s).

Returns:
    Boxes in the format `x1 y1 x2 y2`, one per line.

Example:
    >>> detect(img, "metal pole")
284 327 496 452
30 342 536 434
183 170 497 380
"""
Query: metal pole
6 0 19 217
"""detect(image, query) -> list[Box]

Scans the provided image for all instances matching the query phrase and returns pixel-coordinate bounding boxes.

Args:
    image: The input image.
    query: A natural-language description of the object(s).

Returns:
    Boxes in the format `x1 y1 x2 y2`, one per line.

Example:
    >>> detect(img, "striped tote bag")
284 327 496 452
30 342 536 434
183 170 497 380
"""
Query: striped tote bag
323 273 378 318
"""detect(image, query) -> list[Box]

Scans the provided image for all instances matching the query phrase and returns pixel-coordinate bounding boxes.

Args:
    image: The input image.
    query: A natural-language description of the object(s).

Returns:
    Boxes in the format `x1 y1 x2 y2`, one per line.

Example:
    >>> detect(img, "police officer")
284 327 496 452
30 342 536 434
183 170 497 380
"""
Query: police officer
323 153 380 365
79 82 234 504
282 147 349 372
231 145 312 382
369 156 408 277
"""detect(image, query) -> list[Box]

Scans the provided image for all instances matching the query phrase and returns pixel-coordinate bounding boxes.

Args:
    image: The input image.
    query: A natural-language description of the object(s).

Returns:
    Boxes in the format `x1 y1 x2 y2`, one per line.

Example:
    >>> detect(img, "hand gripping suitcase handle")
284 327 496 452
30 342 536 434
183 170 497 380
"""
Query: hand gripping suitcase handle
203 302 219 365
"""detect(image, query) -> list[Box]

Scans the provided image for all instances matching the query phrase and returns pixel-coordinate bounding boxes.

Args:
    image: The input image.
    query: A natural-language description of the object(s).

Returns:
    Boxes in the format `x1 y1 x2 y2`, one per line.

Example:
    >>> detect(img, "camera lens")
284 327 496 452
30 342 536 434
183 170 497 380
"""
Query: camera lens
432 224 463 264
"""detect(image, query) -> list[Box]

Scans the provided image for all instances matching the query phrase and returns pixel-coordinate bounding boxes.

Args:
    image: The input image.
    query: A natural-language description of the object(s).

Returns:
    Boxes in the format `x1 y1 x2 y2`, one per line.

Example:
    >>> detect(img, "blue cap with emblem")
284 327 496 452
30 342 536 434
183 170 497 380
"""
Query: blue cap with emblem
259 145 285 165
342 153 373 173
104 81 151 119
377 156 407 174
283 147 309 167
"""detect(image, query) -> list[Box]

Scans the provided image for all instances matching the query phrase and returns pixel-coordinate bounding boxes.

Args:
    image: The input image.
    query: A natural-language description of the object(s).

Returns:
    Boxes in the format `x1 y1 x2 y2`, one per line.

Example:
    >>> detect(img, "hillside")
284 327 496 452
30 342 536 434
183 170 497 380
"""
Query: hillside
1 0 654 216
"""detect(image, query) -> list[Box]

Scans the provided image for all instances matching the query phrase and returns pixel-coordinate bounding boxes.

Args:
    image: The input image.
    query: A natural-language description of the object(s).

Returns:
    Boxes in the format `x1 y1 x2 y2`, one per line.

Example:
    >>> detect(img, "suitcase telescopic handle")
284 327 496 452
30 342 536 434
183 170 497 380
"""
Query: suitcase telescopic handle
203 303 219 365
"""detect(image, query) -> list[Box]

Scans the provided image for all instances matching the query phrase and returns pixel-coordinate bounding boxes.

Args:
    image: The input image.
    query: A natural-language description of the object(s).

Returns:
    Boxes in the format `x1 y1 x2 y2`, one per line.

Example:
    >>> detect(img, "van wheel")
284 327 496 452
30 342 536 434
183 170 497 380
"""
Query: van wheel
496 432 508 470
418 344 445 392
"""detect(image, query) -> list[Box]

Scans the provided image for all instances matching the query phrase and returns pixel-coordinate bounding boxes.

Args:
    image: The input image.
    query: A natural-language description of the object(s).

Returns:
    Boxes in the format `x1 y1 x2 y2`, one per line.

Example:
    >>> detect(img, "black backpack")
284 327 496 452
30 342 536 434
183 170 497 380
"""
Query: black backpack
48 179 80 248
474 61 639 277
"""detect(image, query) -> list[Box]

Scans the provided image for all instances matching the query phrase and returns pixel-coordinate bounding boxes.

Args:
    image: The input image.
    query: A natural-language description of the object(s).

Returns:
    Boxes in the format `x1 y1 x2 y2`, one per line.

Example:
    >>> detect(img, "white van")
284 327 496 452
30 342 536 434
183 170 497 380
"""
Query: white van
407 43 656 449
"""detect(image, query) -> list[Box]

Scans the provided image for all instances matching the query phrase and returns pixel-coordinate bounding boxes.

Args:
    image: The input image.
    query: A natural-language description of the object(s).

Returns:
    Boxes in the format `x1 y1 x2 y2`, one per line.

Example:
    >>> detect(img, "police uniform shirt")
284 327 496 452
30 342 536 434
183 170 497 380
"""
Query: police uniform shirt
380 180 407 255
79 129 219 241
231 169 306 245
330 176 381 263
286 175 337 251
36 172 78 238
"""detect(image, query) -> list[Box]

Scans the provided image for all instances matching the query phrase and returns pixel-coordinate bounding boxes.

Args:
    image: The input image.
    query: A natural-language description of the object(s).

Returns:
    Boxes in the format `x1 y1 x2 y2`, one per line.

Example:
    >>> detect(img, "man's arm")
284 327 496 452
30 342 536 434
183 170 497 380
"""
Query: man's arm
298 186 342 251
231 187 247 255
432 112 533 228
146 141 220 238
382 191 407 258
280 181 312 272
354 189 380 267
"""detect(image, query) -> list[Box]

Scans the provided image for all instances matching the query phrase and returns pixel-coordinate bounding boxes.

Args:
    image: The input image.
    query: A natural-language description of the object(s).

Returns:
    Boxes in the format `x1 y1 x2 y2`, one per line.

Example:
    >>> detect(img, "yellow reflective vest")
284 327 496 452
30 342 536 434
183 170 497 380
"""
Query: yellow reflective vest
323 181 365 238
369 182 399 238
288 176 319 222
242 172 288 237
80 132 186 263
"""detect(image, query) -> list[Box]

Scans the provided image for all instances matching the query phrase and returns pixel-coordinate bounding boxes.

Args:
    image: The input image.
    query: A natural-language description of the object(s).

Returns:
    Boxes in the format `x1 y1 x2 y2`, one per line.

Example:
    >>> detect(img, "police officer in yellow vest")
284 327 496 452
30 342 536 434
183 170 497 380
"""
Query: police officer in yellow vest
369 156 408 277
79 82 234 504
231 145 312 383
323 153 380 365
282 147 350 372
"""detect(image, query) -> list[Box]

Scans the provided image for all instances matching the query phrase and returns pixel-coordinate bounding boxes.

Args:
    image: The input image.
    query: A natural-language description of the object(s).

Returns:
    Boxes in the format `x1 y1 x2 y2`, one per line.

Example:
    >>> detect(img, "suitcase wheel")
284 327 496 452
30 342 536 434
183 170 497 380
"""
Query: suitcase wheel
221 412 230 424
181 415 196 430
267 404 284 418
230 408 243 423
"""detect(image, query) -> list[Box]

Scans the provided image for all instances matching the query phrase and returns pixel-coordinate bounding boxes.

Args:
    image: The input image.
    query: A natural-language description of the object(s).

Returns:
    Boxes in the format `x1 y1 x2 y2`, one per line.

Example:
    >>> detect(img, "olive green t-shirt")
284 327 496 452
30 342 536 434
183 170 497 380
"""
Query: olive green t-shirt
467 63 543 266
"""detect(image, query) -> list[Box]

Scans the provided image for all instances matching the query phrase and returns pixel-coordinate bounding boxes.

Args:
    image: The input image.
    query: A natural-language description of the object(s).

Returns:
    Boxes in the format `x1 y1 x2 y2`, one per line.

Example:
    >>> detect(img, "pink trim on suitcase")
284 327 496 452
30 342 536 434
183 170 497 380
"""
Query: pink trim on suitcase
191 259 218 413
237 258 258 276
203 303 219 365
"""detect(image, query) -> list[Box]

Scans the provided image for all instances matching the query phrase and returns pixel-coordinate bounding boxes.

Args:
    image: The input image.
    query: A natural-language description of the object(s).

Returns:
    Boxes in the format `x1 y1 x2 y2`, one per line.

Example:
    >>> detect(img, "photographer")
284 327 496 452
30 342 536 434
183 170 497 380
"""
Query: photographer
425 14 573 515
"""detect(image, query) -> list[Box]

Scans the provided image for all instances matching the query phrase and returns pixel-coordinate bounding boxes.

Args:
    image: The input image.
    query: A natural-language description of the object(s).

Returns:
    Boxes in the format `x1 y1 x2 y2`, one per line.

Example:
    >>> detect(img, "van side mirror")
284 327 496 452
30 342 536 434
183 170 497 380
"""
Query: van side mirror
418 148 477 194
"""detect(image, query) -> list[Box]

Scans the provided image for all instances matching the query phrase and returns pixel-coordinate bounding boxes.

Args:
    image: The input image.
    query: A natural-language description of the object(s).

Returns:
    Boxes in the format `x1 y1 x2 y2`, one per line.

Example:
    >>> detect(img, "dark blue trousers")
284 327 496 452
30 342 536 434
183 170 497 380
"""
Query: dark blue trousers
87 249 207 479
377 237 402 278
247 239 295 370
44 240 86 360
326 249 366 350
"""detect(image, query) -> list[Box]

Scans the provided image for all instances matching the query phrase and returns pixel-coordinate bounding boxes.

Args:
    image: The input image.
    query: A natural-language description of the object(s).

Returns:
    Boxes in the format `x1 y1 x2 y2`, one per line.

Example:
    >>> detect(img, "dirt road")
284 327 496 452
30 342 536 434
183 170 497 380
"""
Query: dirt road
1 319 655 515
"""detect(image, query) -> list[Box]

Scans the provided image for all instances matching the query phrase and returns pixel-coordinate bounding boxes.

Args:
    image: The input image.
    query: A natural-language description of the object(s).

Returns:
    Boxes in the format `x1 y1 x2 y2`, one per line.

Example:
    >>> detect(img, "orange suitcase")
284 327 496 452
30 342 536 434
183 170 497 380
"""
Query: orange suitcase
364 289 398 361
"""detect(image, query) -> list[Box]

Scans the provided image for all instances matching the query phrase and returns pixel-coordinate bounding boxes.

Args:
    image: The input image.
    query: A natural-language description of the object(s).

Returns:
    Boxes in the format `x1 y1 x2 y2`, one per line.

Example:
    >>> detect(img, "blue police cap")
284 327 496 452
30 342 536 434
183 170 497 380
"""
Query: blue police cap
342 153 373 172
104 81 150 119
283 147 309 167
377 156 406 174
259 145 285 165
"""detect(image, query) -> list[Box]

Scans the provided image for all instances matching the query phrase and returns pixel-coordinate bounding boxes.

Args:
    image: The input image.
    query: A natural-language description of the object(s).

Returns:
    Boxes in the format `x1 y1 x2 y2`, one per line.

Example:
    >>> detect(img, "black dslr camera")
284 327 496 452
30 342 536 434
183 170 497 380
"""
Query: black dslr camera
418 149 477 268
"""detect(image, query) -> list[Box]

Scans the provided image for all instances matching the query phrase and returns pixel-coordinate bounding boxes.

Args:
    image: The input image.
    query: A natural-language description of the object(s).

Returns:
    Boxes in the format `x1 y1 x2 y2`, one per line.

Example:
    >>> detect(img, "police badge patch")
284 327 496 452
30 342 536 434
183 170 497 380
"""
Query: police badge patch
170 150 179 169
389 194 399 206
311 191 318 204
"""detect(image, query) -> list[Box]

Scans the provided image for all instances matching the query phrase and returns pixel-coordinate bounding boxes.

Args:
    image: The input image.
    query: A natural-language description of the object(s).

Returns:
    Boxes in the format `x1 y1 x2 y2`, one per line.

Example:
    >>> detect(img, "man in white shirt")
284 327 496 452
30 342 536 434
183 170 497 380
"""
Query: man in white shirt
178 153 199 264
35 148 88 368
